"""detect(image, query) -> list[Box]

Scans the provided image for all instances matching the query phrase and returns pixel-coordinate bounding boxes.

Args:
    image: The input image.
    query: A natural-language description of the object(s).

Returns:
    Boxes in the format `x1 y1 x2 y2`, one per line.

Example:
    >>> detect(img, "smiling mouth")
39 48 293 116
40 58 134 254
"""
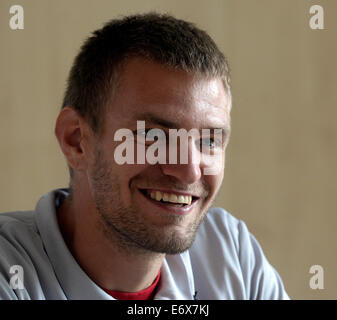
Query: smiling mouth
139 189 198 207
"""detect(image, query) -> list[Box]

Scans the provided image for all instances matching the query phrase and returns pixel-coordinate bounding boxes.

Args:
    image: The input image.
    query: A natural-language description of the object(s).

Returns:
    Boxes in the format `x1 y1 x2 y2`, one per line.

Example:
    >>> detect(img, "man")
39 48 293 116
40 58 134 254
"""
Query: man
0 13 289 299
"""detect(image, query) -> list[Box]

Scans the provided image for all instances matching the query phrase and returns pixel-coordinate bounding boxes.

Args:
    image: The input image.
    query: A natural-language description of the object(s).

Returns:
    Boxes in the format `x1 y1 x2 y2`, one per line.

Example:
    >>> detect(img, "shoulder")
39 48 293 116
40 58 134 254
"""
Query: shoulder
0 210 37 230
0 210 41 248
0 210 45 299
0 210 42 261
189 207 290 299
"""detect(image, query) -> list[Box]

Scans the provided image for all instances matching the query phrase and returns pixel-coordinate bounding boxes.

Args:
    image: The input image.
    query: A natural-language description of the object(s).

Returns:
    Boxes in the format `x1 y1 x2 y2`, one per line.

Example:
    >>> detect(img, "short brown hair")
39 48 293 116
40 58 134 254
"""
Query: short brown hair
62 12 231 133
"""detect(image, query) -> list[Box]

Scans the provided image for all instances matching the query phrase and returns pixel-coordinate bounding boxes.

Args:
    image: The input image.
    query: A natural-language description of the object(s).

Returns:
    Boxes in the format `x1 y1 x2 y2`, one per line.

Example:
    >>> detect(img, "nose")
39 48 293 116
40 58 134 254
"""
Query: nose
160 140 202 184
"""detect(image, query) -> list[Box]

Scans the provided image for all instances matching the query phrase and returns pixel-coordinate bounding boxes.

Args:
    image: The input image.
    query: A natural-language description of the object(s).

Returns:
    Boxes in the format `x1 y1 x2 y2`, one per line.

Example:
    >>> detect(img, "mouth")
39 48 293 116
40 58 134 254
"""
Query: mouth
139 188 199 212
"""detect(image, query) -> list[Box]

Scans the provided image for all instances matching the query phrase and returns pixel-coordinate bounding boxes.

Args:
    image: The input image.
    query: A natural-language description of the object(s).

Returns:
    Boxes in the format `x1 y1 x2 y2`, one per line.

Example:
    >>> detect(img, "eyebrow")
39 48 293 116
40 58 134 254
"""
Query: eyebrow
135 113 180 129
134 112 231 136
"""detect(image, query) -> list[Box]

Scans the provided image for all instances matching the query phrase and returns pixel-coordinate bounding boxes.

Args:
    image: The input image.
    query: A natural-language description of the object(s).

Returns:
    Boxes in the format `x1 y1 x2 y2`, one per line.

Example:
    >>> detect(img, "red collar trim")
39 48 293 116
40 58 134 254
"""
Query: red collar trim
101 272 161 300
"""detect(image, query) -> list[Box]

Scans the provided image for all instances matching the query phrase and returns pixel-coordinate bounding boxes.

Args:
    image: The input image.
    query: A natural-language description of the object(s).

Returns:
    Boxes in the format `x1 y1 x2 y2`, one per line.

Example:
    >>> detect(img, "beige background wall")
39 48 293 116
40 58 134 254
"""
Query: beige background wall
1 0 336 299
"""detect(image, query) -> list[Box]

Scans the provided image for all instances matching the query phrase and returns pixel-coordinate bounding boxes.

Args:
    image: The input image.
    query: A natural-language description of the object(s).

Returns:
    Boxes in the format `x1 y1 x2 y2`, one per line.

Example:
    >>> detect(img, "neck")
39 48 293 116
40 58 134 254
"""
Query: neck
57 191 164 292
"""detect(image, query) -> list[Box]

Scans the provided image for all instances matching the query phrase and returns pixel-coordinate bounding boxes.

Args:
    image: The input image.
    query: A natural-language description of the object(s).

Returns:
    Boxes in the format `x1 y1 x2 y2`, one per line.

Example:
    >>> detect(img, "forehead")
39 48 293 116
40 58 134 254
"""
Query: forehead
107 57 230 130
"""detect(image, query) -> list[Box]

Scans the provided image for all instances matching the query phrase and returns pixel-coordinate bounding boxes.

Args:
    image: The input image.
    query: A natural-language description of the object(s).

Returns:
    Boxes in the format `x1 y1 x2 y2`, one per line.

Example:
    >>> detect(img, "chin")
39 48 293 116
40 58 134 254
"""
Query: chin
138 223 200 255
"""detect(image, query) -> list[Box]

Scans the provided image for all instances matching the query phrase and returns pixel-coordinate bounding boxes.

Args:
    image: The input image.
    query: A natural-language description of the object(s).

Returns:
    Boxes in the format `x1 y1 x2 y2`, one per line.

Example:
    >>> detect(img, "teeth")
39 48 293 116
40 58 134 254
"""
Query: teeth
155 191 161 201
148 191 192 205
178 195 185 203
169 194 178 203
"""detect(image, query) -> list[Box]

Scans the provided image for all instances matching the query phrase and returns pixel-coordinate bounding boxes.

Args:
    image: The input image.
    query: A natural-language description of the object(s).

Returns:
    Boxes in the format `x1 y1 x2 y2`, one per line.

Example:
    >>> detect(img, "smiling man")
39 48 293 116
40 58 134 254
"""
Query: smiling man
0 13 289 300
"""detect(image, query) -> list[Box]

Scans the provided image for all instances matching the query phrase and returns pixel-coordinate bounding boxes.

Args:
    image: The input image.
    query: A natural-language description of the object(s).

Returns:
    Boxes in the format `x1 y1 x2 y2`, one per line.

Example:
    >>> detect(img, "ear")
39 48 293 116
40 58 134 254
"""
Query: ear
54 106 91 172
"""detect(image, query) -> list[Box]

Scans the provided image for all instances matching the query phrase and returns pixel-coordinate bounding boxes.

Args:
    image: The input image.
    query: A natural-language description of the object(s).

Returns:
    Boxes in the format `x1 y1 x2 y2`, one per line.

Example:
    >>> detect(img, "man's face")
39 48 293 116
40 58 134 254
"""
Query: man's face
86 57 231 254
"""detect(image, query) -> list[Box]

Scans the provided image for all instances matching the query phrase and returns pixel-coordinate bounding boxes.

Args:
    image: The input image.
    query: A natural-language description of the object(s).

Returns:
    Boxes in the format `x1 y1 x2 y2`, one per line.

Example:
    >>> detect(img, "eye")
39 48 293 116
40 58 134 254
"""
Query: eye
198 135 223 152
201 137 215 149
136 128 167 146
146 128 166 141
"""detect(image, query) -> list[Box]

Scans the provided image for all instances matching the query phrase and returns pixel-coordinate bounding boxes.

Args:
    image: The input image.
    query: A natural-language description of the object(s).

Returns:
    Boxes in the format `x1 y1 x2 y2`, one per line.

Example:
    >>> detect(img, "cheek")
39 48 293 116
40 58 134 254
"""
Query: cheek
204 171 224 199
113 163 149 200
